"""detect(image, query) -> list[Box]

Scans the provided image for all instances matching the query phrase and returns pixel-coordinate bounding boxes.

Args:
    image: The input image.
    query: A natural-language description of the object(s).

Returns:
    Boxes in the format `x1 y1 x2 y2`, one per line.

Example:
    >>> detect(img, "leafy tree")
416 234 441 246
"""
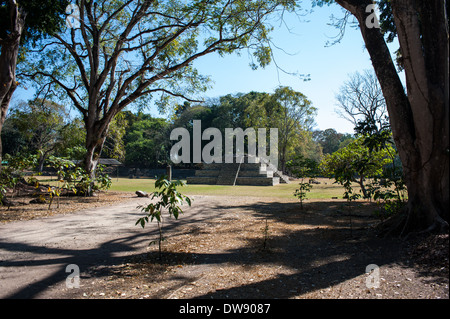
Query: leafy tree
293 130 323 163
22 0 296 181
243 87 317 172
317 0 449 234
320 137 393 199
2 99 69 171
45 156 76 209
54 117 86 160
211 92 267 131
356 119 407 218
312 128 354 155
43 155 112 207
0 0 69 169
0 152 38 206
125 118 171 167
172 105 213 131
172 88 319 168
269 86 316 172
210 92 270 161
172 101 192 121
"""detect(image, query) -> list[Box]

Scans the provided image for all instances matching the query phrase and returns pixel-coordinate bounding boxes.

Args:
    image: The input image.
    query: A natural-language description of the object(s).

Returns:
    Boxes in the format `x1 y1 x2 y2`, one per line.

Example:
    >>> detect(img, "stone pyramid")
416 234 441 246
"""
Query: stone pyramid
186 155 289 186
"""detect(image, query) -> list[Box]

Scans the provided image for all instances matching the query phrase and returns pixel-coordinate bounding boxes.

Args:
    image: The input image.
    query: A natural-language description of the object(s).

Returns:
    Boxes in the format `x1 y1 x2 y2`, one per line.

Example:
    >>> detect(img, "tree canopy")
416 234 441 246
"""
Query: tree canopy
0 0 69 47
20 0 297 178
0 0 69 169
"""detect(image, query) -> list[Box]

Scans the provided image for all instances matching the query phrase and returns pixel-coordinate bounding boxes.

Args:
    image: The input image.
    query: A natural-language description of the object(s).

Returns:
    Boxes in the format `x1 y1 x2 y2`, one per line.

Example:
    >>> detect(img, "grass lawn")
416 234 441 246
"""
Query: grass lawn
107 177 352 200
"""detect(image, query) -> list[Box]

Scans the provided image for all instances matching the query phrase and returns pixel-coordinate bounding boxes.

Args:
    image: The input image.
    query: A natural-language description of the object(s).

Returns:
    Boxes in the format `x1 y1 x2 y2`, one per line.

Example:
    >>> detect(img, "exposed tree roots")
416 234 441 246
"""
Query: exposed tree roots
376 207 449 240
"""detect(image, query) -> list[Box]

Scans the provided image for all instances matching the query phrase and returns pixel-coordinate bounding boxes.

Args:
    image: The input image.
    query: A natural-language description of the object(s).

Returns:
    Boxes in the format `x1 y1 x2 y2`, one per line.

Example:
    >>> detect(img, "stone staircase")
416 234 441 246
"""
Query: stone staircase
186 156 286 186
259 157 291 184
216 163 241 185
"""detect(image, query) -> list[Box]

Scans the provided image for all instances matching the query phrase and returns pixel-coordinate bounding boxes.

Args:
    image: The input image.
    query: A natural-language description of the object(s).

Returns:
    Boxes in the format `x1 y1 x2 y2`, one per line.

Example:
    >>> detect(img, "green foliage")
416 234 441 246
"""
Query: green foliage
320 137 393 199
270 86 317 171
2 99 65 148
20 0 298 180
341 180 361 202
2 99 86 169
21 0 298 168
0 0 69 49
355 119 407 218
293 183 313 209
136 175 192 259
45 156 112 208
124 118 171 167
312 128 354 155
46 155 76 208
172 88 319 170
0 153 112 209
0 153 38 205
93 164 112 193
320 119 407 222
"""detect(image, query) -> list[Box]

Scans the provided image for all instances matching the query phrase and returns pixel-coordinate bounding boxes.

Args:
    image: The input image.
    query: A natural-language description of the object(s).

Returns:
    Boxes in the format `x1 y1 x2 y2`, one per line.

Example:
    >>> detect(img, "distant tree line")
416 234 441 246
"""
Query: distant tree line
2 87 356 172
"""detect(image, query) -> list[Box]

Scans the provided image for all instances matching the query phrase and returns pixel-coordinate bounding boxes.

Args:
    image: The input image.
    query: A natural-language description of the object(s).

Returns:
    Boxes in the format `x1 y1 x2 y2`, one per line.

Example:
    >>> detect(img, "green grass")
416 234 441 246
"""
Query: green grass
108 177 351 200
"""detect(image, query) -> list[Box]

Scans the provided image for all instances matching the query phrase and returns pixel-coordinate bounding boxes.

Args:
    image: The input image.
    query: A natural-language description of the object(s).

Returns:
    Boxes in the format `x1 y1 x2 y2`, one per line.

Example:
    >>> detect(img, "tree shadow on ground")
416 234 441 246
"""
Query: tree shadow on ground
99 199 414 299
0 198 443 299
0 203 241 299
185 200 409 298
0 232 149 298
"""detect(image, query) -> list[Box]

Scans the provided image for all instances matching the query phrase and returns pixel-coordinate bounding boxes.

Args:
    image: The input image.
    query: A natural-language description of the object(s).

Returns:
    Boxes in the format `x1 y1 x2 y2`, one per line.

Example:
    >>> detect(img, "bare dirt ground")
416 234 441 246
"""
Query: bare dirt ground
0 191 448 299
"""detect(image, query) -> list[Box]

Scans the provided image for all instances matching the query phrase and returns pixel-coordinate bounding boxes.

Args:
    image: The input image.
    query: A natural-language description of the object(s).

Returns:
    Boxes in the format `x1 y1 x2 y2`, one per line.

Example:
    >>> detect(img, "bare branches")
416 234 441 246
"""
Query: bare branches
325 9 353 47
142 88 204 103
20 70 86 117
335 69 388 131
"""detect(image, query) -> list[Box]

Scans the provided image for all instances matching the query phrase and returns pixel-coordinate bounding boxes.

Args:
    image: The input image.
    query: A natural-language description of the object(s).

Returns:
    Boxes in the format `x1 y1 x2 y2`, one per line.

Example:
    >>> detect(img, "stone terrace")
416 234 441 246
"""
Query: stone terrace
187 157 289 186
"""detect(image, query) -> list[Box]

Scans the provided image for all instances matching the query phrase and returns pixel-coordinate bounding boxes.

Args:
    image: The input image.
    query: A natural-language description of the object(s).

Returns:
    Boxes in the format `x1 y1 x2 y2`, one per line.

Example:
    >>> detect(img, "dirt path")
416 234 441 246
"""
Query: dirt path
0 194 448 299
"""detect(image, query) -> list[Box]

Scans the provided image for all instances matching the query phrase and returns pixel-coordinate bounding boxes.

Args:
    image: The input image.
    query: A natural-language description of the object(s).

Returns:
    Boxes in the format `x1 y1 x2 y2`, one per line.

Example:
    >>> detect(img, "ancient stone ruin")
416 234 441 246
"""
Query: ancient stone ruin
187 156 289 186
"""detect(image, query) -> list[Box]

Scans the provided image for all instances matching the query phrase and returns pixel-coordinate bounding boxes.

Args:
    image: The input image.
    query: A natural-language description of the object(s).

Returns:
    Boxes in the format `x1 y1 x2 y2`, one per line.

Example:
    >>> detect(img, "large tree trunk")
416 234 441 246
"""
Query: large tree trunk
336 0 449 235
391 0 449 233
82 132 104 196
82 114 112 195
0 0 26 170
84 127 107 179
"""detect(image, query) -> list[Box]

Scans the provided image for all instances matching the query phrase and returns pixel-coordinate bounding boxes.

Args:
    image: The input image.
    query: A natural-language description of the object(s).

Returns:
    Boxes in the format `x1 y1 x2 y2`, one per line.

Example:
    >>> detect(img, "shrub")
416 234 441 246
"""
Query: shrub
136 175 192 259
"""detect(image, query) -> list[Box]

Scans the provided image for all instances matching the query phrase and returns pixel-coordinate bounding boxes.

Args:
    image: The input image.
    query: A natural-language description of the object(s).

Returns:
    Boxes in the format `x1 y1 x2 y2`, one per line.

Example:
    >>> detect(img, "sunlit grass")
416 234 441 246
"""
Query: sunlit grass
35 175 399 202
106 177 352 200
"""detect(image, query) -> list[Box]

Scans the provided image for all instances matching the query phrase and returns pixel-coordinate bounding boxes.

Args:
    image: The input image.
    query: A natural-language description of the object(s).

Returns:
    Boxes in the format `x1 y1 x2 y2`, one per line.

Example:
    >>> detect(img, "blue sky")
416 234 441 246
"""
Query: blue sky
12 2 402 134
192 3 402 134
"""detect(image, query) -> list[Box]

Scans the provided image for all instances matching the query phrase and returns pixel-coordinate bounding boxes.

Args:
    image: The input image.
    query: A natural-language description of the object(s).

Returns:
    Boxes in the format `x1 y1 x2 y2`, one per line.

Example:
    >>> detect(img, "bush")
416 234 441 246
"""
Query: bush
1 153 112 209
